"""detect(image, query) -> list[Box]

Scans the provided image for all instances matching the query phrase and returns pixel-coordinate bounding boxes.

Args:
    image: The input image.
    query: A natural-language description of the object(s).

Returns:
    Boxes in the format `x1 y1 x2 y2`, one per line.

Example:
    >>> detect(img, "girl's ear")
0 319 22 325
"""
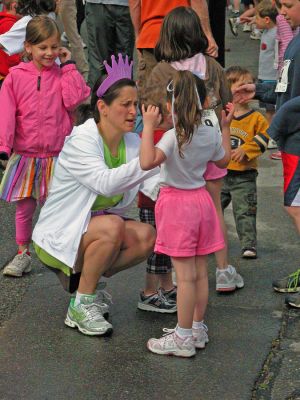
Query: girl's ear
166 101 172 113
203 97 210 109
24 41 32 55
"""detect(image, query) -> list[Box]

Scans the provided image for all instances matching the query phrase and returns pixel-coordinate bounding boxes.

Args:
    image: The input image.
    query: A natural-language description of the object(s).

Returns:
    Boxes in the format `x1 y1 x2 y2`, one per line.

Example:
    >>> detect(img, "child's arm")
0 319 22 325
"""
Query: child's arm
213 103 234 168
233 113 269 162
139 105 166 170
268 96 300 142
59 47 91 111
0 74 17 157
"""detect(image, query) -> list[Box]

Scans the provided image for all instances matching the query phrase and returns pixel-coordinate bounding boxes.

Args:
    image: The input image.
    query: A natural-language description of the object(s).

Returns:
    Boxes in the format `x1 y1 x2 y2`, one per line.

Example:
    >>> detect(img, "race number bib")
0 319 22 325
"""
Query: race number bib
202 109 222 136
275 59 291 93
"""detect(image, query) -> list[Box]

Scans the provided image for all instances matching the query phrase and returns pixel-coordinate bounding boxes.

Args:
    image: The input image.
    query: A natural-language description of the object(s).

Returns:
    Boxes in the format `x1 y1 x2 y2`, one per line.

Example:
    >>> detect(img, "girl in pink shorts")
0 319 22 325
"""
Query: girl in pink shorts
139 70 233 358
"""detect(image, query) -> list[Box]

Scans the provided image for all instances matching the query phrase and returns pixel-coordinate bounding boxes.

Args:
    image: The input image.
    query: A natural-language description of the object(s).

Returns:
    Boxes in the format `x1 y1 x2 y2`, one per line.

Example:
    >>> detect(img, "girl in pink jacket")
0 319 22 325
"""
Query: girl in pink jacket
0 15 90 277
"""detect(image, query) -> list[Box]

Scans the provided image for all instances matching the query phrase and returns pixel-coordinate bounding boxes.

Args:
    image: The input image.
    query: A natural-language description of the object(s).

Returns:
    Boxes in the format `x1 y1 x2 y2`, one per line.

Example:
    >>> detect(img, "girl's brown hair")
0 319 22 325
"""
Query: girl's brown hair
168 70 207 158
155 6 208 62
25 15 60 45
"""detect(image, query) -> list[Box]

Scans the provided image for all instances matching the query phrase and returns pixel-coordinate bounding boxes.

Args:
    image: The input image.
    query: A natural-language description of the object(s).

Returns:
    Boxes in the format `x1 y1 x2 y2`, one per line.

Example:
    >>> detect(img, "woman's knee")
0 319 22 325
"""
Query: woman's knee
139 223 156 253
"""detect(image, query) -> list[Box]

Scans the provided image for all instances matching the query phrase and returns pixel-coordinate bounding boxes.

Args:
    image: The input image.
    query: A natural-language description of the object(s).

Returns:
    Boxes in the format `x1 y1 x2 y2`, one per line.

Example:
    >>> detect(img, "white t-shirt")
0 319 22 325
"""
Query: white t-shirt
156 124 225 189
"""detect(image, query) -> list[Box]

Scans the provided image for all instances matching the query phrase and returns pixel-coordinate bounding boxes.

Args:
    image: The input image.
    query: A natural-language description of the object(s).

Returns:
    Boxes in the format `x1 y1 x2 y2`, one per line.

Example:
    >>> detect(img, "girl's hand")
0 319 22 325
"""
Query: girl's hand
59 47 72 64
221 102 235 130
142 104 162 130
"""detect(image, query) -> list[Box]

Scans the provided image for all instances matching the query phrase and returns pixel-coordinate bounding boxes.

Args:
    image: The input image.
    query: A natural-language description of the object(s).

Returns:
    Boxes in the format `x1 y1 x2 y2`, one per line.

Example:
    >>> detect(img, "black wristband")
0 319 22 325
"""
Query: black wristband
60 60 76 68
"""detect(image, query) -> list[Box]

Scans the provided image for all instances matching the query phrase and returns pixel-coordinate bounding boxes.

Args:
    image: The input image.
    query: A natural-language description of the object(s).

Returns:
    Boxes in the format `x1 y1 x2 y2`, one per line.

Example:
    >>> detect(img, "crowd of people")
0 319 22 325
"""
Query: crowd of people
0 0 300 358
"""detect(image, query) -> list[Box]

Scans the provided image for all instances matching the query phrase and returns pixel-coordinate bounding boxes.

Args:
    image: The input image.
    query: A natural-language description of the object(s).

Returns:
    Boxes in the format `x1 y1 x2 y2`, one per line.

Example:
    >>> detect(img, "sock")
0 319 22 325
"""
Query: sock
217 265 233 273
74 291 96 306
175 325 193 338
192 320 204 330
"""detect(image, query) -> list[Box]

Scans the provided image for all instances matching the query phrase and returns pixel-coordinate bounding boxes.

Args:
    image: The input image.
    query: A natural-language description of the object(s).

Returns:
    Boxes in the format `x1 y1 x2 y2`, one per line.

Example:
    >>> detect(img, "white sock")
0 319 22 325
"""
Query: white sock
217 265 231 273
74 291 95 306
175 325 193 338
192 320 204 330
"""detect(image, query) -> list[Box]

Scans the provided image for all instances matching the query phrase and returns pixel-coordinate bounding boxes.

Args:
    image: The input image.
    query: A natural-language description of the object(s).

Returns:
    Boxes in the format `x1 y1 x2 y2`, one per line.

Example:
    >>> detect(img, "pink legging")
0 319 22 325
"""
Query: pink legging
15 198 37 245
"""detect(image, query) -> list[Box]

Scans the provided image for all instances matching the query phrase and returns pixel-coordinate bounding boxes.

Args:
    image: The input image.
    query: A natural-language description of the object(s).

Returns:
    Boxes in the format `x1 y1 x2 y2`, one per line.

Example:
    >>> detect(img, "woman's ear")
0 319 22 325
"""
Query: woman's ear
97 99 108 117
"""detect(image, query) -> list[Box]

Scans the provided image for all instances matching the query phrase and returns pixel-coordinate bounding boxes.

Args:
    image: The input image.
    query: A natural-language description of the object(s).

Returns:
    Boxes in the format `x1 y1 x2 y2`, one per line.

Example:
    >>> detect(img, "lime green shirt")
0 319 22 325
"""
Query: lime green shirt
91 138 126 211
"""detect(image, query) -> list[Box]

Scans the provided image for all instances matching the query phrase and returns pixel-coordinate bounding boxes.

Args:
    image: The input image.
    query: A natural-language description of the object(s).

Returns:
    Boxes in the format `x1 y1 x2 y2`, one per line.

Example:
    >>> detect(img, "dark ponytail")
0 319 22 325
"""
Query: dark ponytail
167 70 207 157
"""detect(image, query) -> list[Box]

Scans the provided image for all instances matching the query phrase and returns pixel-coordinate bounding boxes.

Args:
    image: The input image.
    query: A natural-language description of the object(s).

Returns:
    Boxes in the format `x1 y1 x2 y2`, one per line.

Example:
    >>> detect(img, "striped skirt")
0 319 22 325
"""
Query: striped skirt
0 153 56 203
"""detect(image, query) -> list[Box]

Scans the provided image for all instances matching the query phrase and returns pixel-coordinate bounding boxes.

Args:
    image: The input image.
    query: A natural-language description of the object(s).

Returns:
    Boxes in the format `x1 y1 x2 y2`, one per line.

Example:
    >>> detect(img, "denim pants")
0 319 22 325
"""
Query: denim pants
221 169 258 249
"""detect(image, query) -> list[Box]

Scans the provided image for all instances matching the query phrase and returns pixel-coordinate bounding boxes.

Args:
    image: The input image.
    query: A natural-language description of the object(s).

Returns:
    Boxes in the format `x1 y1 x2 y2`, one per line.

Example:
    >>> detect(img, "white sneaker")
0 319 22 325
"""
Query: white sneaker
147 329 196 357
216 265 244 292
250 30 262 40
3 250 32 277
193 322 209 349
243 23 252 32
267 139 278 149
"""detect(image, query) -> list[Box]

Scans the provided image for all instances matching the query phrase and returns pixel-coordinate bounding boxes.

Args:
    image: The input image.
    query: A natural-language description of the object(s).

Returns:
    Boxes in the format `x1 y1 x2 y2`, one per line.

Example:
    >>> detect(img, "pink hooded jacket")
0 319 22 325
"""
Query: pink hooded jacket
0 61 90 157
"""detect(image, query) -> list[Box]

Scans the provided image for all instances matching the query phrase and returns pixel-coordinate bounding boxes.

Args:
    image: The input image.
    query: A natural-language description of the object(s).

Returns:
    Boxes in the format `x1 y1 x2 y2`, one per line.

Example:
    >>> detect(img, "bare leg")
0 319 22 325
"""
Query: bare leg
206 179 229 269
144 271 174 295
172 256 197 329
285 206 300 235
193 256 209 322
77 217 155 294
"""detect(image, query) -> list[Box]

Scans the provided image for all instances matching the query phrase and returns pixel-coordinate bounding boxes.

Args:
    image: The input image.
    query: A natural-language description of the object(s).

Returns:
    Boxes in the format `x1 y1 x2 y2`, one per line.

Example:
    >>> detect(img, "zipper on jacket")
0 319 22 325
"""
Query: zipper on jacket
37 76 41 91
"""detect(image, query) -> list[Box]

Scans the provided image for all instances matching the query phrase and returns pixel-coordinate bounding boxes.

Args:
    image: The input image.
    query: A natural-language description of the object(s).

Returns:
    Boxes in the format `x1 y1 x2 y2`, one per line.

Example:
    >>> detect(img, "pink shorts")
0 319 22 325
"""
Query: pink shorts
154 186 225 257
203 161 227 181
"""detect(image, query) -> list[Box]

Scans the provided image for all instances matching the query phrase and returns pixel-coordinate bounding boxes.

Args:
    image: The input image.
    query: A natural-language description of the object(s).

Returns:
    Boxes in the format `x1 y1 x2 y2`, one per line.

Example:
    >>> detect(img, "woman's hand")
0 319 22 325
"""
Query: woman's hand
233 83 256 104
59 47 72 64
221 102 235 130
142 104 162 130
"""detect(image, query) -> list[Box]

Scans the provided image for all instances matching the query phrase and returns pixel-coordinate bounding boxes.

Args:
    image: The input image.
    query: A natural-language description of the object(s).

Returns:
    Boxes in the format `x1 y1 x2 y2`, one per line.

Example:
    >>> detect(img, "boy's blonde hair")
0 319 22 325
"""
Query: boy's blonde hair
225 66 254 88
256 0 278 23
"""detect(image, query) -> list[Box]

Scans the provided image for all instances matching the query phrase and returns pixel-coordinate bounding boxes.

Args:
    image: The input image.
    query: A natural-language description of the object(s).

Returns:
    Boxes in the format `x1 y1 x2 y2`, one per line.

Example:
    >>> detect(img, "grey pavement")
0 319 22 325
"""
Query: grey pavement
0 16 300 400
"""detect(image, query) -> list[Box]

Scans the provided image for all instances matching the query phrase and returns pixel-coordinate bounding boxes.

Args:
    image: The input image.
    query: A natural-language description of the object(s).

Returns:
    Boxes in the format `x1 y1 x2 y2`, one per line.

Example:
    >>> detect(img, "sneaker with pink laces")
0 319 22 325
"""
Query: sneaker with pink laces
147 329 196 357
270 151 282 160
193 323 209 349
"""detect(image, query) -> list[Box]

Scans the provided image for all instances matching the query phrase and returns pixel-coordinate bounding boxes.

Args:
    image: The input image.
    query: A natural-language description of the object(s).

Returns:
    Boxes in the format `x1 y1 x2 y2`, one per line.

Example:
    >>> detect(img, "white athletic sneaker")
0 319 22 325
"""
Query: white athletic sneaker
216 265 244 292
65 296 113 336
3 250 32 277
193 323 209 349
147 329 196 357
267 139 278 149
243 22 252 32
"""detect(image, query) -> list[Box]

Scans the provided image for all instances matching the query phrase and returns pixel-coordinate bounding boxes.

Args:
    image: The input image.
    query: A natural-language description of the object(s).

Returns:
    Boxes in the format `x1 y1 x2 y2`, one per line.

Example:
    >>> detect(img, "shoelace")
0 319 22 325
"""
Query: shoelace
287 270 300 289
96 289 113 304
163 323 208 335
82 303 105 321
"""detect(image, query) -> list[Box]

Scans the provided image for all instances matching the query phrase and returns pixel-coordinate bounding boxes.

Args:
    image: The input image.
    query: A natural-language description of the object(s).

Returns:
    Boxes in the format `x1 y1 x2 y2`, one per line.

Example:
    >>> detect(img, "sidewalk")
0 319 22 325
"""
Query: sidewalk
0 17 300 400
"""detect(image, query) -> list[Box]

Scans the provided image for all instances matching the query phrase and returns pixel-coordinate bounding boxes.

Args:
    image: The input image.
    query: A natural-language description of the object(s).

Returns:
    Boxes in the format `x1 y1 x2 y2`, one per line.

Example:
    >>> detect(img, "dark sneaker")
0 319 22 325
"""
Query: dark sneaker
273 269 300 293
242 247 257 259
161 286 177 303
285 292 300 308
137 289 177 313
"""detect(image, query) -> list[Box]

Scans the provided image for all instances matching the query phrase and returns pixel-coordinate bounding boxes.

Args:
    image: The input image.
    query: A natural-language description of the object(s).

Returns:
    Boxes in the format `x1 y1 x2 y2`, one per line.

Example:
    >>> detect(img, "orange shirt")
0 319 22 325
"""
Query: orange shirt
136 0 190 49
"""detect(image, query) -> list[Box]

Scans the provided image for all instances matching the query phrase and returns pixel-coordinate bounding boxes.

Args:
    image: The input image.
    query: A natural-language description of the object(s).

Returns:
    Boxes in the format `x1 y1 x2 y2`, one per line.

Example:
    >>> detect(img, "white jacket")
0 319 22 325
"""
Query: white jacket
32 118 158 269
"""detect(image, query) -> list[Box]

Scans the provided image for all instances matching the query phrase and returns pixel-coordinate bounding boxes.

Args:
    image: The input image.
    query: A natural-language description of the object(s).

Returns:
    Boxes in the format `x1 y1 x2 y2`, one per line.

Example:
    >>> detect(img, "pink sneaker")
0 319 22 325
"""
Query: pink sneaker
147 329 196 357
